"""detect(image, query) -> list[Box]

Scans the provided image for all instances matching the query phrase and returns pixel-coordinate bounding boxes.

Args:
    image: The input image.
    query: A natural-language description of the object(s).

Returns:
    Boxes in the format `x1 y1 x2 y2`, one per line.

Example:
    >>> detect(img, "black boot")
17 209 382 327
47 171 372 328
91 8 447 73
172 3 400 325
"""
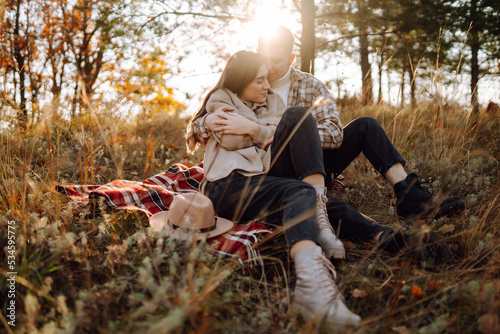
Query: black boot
378 229 449 269
394 173 465 222
378 229 408 254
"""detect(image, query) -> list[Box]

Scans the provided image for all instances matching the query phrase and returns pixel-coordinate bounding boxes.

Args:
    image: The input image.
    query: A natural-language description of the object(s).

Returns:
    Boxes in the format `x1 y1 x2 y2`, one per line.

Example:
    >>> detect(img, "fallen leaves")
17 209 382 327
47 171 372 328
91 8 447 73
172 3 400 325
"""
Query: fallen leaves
478 313 500 334
410 280 444 298
343 240 355 251
392 325 409 334
436 224 455 234
352 288 368 298
411 285 425 298
428 280 444 292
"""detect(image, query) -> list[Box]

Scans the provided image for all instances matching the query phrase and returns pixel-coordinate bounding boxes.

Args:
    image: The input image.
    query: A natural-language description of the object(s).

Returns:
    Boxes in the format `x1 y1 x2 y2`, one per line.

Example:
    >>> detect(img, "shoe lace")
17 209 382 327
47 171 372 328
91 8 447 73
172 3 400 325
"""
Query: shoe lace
316 193 332 231
313 254 340 300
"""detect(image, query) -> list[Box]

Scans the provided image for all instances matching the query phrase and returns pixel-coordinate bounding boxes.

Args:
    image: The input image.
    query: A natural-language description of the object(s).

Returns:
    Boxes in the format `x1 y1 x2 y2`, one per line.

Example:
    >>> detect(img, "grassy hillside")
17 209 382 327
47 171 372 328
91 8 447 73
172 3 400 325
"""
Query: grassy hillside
0 100 498 333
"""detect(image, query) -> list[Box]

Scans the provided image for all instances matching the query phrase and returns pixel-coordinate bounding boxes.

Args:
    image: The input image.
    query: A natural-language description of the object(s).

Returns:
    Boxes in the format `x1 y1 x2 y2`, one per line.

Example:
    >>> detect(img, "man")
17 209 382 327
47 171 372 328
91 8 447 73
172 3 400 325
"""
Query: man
192 28 463 232
255 25 464 327
190 26 464 328
257 25 465 235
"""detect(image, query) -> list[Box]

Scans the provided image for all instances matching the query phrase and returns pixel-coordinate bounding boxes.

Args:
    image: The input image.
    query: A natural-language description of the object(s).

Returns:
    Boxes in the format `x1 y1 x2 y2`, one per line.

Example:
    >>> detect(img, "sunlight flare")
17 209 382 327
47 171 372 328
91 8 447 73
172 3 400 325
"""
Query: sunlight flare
228 0 301 54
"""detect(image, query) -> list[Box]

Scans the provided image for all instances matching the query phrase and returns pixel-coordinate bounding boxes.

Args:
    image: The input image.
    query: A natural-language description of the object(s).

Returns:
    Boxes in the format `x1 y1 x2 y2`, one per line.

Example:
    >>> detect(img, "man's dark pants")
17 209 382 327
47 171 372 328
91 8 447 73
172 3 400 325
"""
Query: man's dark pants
323 117 406 242
206 111 401 245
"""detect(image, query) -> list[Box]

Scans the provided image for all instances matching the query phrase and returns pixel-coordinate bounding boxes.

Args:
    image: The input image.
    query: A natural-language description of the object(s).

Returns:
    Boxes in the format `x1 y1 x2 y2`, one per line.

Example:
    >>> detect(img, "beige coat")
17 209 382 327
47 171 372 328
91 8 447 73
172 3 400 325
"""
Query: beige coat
203 88 285 182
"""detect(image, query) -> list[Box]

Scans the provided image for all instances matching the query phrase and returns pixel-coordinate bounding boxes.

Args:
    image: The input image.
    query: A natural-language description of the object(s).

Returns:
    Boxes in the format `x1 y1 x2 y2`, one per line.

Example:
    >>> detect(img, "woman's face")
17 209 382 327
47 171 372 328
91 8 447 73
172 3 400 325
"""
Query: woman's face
238 64 270 104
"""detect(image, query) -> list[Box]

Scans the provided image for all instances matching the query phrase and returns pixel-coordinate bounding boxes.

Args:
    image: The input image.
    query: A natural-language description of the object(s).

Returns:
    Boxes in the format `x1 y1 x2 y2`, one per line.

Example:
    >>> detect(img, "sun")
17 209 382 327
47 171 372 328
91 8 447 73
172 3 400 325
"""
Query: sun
227 0 301 54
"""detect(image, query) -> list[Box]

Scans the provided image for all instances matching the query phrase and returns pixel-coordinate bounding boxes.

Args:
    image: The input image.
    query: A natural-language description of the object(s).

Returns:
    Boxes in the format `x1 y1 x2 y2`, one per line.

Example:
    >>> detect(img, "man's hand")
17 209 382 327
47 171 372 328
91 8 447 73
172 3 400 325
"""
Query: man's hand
219 106 234 113
263 120 278 147
264 136 273 147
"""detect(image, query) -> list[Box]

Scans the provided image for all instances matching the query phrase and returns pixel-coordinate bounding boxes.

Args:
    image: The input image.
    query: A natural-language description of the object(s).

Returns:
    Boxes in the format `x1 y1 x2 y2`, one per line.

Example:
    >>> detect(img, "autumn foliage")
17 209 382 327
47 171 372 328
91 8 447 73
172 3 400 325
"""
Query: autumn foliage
0 0 183 127
1 1 499 333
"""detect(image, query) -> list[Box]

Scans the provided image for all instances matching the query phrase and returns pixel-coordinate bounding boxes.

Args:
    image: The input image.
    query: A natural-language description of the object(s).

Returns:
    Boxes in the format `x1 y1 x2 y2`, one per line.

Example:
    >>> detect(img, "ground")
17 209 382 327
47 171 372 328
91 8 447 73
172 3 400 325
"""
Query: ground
0 101 498 333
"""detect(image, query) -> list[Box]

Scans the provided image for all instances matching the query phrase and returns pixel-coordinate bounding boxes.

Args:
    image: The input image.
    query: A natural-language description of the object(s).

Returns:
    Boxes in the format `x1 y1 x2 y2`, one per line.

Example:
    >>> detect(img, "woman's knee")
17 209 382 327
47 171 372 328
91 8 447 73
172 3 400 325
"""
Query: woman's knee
282 182 316 206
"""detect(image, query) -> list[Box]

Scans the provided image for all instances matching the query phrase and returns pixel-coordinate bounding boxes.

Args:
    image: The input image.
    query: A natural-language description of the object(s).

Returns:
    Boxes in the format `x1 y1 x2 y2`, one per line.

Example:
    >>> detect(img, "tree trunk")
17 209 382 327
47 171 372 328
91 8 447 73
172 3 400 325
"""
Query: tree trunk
14 55 27 123
358 1 372 105
71 82 78 119
14 0 27 126
387 68 391 105
360 30 373 105
399 63 406 108
377 32 386 104
300 0 315 74
470 1 480 115
408 55 417 108
377 62 383 104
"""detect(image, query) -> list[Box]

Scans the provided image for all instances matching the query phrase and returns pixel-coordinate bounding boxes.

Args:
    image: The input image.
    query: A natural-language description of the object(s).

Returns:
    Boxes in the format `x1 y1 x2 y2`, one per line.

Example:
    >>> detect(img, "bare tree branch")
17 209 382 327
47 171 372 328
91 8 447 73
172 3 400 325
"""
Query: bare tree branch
317 30 397 49
139 9 252 29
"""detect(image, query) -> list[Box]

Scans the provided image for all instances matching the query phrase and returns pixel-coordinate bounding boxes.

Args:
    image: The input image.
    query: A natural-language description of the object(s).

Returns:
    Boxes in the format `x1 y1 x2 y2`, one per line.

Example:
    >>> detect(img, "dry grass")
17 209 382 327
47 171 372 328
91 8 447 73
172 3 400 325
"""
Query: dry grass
0 97 499 333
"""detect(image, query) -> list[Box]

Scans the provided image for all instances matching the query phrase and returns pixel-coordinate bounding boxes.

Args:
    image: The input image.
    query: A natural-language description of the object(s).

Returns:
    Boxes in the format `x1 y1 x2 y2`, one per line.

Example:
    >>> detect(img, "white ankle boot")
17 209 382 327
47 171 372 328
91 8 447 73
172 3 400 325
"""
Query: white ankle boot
292 246 361 329
314 187 345 259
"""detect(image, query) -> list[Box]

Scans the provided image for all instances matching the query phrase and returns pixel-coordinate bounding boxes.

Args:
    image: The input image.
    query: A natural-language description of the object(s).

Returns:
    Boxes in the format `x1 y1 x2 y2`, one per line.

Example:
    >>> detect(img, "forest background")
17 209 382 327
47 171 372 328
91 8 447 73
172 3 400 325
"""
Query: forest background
0 0 499 333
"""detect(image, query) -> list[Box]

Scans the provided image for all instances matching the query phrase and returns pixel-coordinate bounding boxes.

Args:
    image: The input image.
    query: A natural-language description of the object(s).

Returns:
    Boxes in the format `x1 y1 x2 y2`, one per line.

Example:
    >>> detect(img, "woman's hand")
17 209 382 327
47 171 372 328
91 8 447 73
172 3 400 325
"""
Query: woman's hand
205 110 231 131
210 111 260 141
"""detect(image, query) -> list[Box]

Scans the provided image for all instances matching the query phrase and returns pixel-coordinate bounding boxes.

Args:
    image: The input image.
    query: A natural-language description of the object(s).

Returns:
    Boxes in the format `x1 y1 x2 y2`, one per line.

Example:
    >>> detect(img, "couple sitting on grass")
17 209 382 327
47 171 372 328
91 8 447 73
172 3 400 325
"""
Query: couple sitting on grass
182 26 465 329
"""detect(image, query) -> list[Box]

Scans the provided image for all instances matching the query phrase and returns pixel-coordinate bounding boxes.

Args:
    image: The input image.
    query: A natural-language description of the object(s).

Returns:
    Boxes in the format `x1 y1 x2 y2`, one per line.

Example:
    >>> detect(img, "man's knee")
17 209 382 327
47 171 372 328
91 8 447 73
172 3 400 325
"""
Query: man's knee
347 117 384 135
281 106 314 126
355 116 380 128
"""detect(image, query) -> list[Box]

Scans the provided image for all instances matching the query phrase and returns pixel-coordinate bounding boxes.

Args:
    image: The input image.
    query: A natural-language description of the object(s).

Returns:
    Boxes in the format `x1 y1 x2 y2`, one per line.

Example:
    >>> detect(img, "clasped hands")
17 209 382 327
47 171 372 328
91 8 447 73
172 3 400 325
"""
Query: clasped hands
206 107 276 147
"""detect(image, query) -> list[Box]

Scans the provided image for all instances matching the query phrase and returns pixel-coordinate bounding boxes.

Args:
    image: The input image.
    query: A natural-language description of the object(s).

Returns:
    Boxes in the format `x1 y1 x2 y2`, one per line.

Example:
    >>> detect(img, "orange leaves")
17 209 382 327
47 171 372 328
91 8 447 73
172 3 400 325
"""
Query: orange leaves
108 133 133 146
411 280 444 298
428 280 444 292
384 279 445 303
411 285 425 298
140 56 171 75
343 240 355 251
112 50 185 113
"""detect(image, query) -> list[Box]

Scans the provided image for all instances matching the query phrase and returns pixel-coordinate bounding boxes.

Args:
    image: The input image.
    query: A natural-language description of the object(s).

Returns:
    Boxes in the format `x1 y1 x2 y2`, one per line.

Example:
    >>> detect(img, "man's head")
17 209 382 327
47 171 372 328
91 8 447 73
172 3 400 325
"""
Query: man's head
258 26 295 83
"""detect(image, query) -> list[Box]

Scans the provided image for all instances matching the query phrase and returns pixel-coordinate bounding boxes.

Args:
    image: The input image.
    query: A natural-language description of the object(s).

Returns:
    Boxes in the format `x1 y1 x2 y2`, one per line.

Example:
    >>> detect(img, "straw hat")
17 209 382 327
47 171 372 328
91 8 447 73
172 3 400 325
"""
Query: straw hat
149 192 234 240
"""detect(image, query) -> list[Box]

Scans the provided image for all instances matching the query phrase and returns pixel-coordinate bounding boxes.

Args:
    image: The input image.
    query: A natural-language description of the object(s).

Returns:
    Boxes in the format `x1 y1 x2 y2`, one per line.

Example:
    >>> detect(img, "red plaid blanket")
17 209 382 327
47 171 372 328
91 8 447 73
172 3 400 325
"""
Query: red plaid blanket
55 163 272 262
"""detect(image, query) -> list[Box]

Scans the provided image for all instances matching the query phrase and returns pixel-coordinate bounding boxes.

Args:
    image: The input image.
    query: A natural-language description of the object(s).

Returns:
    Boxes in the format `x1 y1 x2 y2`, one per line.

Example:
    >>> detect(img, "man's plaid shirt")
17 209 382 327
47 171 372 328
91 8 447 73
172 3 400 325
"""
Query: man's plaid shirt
286 67 343 149
191 67 343 149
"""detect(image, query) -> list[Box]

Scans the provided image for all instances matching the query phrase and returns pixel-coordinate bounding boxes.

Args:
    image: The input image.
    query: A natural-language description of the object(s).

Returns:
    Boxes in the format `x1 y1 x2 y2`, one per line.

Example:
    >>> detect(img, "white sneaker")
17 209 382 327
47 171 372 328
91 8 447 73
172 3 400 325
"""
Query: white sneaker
316 193 345 259
292 246 361 329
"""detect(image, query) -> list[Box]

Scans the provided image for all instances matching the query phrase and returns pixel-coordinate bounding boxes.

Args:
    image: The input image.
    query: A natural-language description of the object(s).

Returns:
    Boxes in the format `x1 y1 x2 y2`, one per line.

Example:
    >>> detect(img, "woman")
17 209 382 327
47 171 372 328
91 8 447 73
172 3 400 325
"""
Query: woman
186 51 344 260
186 50 361 329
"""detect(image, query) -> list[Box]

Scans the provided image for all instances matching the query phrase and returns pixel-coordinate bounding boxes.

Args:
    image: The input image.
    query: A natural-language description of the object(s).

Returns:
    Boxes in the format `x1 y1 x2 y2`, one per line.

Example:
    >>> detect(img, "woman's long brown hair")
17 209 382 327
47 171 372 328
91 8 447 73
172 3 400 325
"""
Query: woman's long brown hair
185 50 265 152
